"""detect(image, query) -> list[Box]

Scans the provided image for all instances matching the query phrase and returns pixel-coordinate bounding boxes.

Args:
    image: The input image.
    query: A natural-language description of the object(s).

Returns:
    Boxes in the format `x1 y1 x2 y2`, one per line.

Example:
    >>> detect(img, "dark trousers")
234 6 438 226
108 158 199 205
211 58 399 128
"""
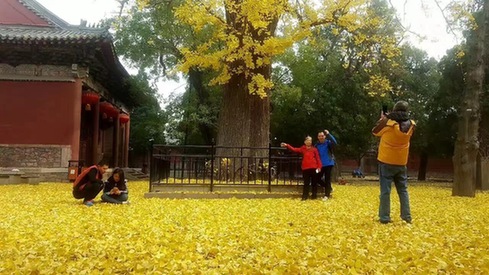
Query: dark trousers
73 181 104 202
318 166 333 197
302 168 318 200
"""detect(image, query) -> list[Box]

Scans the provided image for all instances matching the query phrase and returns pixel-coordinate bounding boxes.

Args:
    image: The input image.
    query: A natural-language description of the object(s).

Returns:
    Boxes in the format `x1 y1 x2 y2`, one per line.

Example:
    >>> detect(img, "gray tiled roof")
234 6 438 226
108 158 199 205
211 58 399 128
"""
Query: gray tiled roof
0 26 110 43
0 0 110 43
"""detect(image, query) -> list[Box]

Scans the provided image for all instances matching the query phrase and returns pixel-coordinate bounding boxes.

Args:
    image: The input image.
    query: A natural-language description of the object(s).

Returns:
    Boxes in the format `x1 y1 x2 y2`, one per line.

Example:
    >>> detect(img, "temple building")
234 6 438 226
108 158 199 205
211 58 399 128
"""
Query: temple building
0 0 132 180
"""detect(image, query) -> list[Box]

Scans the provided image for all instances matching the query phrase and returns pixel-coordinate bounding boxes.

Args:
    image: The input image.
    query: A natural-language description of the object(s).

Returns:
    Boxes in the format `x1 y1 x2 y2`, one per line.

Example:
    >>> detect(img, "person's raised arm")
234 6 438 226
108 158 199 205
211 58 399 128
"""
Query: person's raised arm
281 142 302 153
325 130 338 146
372 116 389 136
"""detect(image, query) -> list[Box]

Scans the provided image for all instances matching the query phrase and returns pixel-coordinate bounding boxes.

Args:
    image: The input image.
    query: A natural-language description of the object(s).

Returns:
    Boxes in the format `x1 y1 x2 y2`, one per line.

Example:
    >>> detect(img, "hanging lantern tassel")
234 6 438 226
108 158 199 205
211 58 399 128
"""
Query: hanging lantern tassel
82 92 99 112
99 102 119 119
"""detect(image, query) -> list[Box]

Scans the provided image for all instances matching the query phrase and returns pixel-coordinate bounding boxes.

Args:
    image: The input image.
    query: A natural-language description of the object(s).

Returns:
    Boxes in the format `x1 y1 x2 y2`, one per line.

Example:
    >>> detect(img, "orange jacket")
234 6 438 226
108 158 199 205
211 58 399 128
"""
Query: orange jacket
373 119 416 166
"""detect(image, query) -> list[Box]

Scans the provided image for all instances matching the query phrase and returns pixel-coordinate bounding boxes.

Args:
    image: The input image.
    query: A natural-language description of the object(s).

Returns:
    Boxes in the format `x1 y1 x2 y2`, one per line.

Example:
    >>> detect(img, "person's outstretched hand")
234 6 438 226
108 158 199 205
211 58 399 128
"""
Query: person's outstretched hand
280 142 287 148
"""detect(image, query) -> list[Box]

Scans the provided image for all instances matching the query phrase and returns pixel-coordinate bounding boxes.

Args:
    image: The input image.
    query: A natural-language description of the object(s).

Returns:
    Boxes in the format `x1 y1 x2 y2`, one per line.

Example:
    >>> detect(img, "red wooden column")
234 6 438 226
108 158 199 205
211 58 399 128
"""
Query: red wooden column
123 119 130 167
91 99 100 165
113 113 121 167
71 79 83 163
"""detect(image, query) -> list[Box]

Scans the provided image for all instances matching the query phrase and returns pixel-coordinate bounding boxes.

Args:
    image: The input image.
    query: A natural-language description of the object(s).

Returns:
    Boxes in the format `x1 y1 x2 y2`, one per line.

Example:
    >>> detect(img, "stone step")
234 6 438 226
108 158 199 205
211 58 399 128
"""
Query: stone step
123 168 149 180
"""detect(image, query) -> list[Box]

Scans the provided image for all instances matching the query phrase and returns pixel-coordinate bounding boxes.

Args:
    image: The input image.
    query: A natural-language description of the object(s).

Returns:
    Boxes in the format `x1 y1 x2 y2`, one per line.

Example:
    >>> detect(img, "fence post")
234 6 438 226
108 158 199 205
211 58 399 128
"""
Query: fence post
268 142 272 192
210 139 215 192
148 138 154 192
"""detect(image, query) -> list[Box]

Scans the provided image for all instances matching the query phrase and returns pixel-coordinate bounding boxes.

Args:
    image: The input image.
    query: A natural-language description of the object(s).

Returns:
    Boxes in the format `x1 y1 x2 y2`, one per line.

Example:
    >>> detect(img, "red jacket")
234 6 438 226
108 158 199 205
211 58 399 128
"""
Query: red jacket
286 145 322 170
73 165 102 190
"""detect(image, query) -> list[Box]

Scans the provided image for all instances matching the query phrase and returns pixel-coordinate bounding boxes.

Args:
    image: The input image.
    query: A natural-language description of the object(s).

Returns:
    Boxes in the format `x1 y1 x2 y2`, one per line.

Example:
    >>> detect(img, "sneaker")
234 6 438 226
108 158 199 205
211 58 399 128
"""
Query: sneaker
84 200 94 207
121 201 130 204
322 196 329 201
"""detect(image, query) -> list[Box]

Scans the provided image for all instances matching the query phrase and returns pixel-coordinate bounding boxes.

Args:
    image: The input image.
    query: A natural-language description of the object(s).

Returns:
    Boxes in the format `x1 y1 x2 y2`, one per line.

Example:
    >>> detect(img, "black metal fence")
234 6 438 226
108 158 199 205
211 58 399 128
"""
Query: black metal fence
149 144 304 192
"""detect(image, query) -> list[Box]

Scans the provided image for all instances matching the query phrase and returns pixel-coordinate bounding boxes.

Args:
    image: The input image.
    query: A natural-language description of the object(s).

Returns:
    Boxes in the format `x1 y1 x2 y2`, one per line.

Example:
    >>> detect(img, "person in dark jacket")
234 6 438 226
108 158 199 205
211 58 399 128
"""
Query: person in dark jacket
281 136 322 200
101 168 129 204
72 161 109 206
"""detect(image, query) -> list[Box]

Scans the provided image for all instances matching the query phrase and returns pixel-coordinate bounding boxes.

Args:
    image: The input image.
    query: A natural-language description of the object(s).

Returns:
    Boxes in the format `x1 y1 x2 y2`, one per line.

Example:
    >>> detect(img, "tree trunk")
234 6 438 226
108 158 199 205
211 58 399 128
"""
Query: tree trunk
215 65 272 181
215 1 274 177
249 65 271 156
215 74 251 180
188 69 214 144
417 151 428 181
216 74 251 149
476 153 482 190
452 2 487 197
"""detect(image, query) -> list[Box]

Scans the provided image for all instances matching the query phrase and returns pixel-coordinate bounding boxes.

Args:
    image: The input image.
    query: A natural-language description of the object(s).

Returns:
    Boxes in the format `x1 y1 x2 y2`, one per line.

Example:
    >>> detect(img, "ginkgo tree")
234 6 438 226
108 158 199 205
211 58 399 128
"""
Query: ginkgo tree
137 0 401 151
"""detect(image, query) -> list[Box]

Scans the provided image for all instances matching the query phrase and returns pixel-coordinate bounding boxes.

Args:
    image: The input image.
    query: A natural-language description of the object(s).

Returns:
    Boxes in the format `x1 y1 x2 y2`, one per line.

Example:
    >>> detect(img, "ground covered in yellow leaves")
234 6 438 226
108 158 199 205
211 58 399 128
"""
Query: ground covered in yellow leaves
0 181 488 274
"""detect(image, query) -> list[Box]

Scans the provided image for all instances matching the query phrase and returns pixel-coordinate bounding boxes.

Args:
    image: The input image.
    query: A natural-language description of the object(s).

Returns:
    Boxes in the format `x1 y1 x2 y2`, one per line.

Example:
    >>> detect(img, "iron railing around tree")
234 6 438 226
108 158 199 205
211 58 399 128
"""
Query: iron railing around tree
149 144 304 192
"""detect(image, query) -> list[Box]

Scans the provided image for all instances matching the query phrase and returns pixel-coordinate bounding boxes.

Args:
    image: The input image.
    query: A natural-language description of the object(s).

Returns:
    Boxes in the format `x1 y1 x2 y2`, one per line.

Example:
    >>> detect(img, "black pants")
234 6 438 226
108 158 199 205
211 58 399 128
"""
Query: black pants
73 181 104 202
302 168 318 200
317 166 333 197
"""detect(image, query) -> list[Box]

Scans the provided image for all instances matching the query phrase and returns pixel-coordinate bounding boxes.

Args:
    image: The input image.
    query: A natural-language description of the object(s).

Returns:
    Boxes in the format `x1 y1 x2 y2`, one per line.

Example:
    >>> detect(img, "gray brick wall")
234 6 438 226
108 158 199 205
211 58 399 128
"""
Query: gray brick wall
0 145 71 168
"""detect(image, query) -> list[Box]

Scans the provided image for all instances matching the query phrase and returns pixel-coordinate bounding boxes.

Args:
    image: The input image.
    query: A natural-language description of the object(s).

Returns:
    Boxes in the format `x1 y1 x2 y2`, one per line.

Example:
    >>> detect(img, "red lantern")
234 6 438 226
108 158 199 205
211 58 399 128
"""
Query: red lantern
99 102 119 118
119 113 130 124
82 92 100 105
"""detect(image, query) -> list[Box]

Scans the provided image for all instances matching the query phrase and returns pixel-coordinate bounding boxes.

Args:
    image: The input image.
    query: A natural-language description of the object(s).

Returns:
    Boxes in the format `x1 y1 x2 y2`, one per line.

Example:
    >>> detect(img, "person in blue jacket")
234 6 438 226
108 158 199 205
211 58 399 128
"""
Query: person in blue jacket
315 129 338 200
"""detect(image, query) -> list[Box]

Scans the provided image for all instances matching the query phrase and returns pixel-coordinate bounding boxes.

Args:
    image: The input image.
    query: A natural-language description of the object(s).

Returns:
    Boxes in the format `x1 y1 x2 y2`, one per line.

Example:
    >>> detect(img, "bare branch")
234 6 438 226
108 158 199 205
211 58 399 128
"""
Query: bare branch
433 0 459 44
387 0 425 40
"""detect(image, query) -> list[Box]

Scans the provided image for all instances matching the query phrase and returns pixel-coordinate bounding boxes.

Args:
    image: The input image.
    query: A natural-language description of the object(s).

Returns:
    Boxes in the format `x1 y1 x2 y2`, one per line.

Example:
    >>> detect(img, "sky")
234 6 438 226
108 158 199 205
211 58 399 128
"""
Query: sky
36 0 460 101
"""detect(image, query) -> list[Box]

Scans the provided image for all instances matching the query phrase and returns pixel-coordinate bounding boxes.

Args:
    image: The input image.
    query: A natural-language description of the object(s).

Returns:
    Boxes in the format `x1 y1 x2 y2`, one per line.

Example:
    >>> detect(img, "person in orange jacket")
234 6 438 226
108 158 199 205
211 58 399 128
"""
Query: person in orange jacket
372 101 416 224
281 136 322 200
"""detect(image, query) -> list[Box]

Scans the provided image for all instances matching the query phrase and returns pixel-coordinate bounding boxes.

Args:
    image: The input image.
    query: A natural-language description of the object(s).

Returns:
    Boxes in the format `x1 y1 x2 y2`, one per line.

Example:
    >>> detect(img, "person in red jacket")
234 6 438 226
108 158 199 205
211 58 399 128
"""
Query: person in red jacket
72 160 109 206
281 136 322 200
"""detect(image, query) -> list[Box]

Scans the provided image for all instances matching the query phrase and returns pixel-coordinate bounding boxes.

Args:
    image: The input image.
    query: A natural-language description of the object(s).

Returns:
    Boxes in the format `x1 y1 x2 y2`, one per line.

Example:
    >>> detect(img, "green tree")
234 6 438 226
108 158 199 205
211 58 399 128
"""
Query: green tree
163 85 221 145
271 0 402 164
112 0 218 145
126 74 167 155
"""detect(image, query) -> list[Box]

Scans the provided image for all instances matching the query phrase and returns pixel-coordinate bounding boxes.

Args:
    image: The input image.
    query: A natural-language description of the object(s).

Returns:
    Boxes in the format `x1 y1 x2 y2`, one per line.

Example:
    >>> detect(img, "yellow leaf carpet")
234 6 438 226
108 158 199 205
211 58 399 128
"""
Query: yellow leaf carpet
0 181 488 274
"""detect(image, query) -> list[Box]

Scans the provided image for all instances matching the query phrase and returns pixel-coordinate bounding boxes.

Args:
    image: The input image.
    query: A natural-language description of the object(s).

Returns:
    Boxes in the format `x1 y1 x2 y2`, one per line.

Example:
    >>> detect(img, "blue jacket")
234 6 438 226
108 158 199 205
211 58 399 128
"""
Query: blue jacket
315 134 337 167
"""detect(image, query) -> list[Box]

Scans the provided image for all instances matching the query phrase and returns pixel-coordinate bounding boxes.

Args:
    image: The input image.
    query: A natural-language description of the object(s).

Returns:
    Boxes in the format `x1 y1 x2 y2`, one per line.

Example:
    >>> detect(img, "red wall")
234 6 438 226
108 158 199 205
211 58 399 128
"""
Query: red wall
0 80 82 158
